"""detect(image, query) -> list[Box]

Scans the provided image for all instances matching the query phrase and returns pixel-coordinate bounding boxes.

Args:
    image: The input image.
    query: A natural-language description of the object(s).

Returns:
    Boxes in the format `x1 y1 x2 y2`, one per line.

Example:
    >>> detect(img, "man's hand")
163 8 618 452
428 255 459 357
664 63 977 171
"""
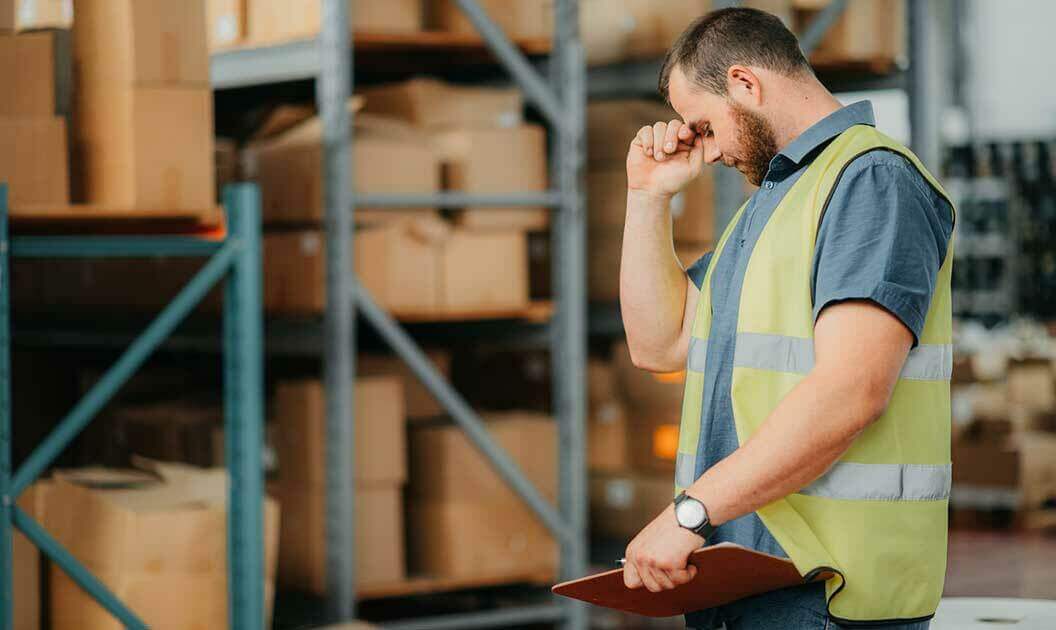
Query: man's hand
627 119 705 199
623 502 703 592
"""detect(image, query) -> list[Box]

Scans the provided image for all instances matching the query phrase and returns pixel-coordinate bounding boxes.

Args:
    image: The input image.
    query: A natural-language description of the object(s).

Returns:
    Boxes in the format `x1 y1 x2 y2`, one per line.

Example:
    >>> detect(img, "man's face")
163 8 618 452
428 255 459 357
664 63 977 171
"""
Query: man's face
668 65 779 186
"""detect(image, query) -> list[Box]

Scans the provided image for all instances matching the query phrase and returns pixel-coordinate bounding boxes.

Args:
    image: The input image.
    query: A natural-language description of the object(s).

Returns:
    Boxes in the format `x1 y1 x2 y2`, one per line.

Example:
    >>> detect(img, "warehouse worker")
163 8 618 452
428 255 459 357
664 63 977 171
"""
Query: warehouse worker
619 8 953 630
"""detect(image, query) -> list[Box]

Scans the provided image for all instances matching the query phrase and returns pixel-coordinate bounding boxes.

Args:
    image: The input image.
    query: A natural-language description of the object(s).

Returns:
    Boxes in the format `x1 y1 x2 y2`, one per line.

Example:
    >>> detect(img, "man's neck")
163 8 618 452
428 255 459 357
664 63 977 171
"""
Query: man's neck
770 78 844 152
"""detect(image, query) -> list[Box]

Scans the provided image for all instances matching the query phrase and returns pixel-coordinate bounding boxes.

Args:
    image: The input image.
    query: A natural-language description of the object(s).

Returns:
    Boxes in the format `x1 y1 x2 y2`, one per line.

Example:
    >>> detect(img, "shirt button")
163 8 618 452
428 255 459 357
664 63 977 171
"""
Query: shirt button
765 181 775 189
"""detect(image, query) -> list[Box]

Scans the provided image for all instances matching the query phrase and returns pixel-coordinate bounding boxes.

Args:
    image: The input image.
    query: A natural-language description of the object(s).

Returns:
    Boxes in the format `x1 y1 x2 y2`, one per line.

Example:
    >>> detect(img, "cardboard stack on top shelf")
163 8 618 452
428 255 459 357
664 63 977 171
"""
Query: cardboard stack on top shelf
950 324 1056 529
70 0 214 210
243 0 422 47
792 0 905 66
407 411 558 581
0 25 69 206
41 463 279 630
253 77 535 318
586 100 714 301
272 377 408 591
589 340 682 540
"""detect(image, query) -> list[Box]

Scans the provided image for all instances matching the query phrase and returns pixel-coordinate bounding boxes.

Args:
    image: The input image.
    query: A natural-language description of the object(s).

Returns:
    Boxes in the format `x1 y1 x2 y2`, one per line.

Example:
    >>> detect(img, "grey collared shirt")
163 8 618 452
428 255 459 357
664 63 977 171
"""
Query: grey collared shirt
682 101 953 629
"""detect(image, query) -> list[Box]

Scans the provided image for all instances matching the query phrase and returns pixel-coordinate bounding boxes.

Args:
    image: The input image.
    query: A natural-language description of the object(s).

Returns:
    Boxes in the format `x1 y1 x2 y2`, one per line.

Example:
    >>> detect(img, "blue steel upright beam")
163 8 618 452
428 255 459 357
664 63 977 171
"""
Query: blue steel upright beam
223 183 265 630
0 184 12 630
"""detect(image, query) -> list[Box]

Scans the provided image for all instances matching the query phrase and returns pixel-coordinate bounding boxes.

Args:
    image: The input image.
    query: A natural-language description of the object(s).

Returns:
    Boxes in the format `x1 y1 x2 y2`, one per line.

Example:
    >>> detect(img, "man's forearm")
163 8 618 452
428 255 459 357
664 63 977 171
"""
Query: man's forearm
620 189 688 364
686 368 876 526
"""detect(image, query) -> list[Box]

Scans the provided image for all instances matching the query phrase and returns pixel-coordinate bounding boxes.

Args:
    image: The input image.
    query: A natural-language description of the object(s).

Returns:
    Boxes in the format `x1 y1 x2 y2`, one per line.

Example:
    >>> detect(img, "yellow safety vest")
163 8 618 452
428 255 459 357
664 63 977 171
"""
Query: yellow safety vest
676 124 954 625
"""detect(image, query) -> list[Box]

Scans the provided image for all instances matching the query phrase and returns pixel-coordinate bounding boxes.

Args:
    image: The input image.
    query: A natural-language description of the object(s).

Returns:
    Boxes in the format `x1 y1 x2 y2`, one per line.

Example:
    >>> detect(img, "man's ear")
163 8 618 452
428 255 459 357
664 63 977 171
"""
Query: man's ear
726 65 762 107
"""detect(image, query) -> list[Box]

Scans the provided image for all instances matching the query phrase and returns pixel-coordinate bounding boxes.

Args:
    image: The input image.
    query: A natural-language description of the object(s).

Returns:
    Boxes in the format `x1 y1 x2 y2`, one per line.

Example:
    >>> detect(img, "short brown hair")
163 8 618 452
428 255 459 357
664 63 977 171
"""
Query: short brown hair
658 7 812 102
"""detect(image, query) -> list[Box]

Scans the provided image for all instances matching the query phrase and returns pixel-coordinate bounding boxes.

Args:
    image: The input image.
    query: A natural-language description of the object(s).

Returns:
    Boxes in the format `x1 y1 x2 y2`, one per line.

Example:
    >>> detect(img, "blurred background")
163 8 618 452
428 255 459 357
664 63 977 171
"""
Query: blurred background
3 0 1055 629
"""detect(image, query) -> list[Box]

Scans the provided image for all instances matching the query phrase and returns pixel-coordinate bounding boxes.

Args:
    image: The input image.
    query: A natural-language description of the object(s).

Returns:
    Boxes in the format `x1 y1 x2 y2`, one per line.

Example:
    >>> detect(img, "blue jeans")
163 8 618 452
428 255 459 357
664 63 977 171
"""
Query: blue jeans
687 581 933 630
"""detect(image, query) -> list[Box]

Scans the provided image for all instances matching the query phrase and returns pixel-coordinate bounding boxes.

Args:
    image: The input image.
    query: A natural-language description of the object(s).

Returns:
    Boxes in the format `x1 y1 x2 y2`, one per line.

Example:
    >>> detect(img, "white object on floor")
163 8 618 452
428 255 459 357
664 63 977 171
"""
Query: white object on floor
933 598 1056 629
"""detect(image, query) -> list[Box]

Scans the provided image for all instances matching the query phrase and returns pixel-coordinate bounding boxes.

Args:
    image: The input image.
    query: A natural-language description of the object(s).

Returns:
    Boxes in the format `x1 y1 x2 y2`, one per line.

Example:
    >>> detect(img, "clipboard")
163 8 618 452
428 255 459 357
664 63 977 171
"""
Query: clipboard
552 542 835 617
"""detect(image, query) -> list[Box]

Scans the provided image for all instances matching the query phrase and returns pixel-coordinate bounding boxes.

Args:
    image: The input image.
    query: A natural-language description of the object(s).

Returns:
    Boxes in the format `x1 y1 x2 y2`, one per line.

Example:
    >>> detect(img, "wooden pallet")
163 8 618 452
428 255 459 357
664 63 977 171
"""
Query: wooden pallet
9 203 225 236
358 568 554 600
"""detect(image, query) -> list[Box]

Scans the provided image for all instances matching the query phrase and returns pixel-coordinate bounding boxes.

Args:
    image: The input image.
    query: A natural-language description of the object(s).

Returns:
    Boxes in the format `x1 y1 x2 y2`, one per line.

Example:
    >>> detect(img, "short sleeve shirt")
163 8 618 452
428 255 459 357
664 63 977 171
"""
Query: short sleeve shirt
682 101 953 629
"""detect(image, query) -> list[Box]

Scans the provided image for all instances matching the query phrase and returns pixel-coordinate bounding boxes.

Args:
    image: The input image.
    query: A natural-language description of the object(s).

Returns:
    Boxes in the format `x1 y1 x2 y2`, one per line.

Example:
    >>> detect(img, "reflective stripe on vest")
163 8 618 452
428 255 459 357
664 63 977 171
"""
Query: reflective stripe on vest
732 332 953 381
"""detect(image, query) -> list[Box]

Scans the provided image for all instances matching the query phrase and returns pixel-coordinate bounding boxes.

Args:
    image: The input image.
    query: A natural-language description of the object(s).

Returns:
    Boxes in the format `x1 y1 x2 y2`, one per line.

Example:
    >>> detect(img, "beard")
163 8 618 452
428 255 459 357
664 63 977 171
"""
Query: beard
728 101 780 187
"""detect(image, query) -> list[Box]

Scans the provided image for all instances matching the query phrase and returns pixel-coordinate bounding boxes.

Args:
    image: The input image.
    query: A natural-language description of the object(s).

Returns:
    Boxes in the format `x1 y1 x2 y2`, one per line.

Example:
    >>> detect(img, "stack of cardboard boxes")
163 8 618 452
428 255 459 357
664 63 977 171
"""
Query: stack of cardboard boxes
586 99 715 302
254 77 538 319
792 0 905 66
273 377 409 591
588 341 684 541
40 463 279 630
0 10 69 207
407 411 558 581
951 354 1056 529
69 0 214 210
1 0 71 31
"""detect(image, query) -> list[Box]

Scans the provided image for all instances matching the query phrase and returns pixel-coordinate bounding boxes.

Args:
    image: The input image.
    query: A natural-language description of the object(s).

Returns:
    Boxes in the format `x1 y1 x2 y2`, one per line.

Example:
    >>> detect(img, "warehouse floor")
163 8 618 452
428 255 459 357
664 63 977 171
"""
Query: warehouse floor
945 530 1056 598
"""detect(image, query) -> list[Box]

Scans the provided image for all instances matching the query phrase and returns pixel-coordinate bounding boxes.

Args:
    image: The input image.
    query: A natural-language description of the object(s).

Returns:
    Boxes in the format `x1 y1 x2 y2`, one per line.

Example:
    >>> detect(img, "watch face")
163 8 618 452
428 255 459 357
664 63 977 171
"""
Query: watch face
676 498 706 528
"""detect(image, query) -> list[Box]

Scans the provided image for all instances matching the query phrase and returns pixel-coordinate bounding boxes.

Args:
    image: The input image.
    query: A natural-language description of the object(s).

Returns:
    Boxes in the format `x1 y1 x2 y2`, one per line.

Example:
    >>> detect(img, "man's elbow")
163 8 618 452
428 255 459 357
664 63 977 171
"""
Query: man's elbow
627 342 679 373
854 380 896 431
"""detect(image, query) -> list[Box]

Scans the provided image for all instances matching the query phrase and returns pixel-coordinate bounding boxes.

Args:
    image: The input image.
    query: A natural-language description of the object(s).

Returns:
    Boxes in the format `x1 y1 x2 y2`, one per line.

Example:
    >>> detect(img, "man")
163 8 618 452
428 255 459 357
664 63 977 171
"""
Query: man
619 8 953 630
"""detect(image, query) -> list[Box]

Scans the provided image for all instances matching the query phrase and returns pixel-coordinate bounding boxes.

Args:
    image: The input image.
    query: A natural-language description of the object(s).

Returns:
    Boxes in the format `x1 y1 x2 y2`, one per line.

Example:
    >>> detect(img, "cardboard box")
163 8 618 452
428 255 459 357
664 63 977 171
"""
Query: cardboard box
407 500 557 579
590 473 674 540
358 352 453 420
263 220 529 317
44 464 279 630
745 0 793 27
0 116 68 206
359 77 523 129
2 0 72 31
208 0 245 50
274 481 405 593
590 398 630 473
795 0 904 64
952 431 1056 511
429 0 648 66
275 377 406 486
14 483 47 630
408 412 557 504
612 339 685 413
263 223 437 315
71 0 208 85
0 31 55 116
252 110 441 224
407 412 557 579
588 167 714 243
71 86 214 210
246 0 422 46
428 124 549 231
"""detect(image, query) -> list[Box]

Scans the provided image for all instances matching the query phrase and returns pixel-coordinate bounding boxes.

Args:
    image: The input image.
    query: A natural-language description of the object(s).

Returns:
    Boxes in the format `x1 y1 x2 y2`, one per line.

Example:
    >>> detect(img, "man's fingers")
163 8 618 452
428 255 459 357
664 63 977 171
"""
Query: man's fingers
667 565 698 586
623 561 643 589
654 569 677 591
639 566 663 593
652 121 667 161
663 119 681 154
678 123 695 142
636 125 654 155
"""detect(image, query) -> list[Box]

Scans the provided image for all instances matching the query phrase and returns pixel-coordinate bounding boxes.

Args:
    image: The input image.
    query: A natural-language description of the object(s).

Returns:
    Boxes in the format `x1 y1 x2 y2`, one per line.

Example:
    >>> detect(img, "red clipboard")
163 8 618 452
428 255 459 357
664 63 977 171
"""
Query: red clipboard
552 542 835 617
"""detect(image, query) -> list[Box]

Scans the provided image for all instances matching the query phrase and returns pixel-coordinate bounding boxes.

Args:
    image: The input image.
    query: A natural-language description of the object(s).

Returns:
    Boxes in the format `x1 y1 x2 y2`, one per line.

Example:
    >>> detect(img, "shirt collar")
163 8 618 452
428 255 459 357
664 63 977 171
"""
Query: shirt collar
775 100 876 167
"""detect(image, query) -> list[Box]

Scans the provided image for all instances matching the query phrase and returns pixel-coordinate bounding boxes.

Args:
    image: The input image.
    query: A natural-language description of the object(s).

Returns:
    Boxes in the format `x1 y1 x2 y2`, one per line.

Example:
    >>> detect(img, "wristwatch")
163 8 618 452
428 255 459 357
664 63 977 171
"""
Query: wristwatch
674 491 716 540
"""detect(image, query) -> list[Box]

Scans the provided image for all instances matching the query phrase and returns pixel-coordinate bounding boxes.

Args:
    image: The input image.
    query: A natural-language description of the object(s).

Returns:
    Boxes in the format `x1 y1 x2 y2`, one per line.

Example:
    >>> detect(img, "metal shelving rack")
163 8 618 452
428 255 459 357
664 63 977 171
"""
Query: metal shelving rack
0 183 266 630
212 1 587 628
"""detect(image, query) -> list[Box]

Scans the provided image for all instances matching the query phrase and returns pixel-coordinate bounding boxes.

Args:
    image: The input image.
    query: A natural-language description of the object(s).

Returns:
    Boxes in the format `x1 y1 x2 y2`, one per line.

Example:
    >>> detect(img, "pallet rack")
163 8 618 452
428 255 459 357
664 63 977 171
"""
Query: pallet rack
0 184 265 630
212 1 588 628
